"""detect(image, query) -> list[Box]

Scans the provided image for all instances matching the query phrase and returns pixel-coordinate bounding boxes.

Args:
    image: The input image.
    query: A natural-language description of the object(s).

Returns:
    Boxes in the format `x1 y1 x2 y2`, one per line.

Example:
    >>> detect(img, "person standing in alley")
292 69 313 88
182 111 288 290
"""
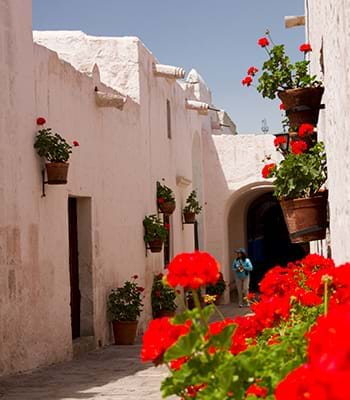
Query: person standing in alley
232 248 253 307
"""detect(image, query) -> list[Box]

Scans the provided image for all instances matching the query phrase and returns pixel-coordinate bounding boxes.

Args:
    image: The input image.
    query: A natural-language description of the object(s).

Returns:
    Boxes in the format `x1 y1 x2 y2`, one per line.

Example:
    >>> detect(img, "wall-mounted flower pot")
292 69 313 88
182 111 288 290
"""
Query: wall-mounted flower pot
112 320 138 345
183 212 196 223
154 309 176 318
158 201 176 215
46 162 69 184
278 87 324 129
279 191 328 243
148 239 164 253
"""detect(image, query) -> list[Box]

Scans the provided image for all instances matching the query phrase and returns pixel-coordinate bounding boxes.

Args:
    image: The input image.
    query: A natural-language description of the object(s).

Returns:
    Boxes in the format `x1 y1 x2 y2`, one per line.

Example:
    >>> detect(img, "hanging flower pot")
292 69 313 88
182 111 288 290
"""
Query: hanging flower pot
157 181 176 215
158 201 176 215
183 211 196 223
148 238 164 253
278 87 324 129
45 162 69 184
279 191 328 243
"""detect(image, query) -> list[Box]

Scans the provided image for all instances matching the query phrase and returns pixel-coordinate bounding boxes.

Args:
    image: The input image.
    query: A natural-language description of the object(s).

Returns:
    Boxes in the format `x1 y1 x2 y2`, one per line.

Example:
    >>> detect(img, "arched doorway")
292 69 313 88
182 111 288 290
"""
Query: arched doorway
247 192 309 291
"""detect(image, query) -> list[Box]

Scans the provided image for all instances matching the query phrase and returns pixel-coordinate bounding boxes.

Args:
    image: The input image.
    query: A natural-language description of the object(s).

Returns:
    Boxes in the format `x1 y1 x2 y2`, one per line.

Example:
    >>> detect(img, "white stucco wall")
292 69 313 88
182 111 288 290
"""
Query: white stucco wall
202 133 277 300
0 2 213 375
306 0 350 263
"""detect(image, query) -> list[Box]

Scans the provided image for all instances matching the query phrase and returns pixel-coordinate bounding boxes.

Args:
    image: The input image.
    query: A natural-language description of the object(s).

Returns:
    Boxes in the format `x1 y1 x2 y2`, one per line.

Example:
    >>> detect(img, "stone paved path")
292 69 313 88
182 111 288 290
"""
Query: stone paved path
0 304 249 400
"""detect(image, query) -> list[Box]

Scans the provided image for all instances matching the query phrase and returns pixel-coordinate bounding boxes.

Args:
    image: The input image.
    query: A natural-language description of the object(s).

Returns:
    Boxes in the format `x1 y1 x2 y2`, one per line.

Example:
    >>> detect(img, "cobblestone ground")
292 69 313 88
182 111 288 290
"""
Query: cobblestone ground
0 304 249 400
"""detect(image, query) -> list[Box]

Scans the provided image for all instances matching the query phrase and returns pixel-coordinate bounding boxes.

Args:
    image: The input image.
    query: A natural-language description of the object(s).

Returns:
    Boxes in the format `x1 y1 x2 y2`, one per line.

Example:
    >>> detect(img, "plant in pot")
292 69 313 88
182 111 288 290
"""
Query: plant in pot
183 190 202 223
151 273 177 318
34 117 79 184
157 181 176 215
205 272 227 305
107 275 144 345
143 214 168 253
262 136 328 243
242 31 324 130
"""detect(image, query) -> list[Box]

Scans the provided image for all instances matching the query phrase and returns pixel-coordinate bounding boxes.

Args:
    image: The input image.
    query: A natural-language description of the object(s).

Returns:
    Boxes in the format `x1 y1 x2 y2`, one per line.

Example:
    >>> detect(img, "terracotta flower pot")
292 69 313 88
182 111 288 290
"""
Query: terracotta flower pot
183 212 196 223
46 162 69 184
158 201 176 215
278 87 324 129
279 191 328 243
112 320 138 345
148 238 163 253
155 309 176 318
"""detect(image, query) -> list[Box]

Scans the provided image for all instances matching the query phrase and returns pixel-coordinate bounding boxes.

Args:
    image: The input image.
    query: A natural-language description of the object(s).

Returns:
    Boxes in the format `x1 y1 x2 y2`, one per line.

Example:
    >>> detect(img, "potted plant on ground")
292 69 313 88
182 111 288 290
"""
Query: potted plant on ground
143 214 168 253
34 117 79 184
262 135 328 243
183 190 202 223
242 31 324 130
151 273 177 318
107 275 144 345
205 272 227 305
157 181 176 215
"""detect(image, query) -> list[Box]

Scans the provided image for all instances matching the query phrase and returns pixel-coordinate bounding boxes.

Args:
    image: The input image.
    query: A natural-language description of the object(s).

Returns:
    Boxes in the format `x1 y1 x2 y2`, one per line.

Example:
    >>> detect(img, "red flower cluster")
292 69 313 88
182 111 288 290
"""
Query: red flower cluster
261 163 276 178
291 140 308 154
73 140 80 147
247 66 259 76
36 116 46 125
274 136 287 147
276 305 350 399
246 383 268 398
258 37 269 47
157 197 165 204
141 317 191 363
299 43 312 53
166 251 220 289
279 103 286 111
242 76 253 86
298 123 314 137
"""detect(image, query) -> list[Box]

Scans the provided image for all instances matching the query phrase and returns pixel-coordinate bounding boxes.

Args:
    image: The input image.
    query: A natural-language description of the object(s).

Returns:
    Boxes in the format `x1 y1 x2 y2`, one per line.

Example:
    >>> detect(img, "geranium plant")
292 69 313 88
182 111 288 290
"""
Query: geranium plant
34 117 79 162
157 181 175 204
263 141 327 200
141 251 350 399
143 214 168 243
205 272 226 301
183 190 202 215
242 31 322 100
151 273 177 317
107 275 144 322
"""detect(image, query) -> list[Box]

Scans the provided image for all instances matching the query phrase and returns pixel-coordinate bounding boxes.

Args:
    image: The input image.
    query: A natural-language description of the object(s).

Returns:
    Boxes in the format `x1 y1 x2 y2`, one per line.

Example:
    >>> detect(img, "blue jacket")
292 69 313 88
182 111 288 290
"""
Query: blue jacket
232 258 253 280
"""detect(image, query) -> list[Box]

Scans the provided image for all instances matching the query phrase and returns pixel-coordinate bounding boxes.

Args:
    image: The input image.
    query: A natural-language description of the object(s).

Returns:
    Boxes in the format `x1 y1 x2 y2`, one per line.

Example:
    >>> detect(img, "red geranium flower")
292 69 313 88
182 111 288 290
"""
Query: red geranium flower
291 140 308 154
157 197 165 204
299 43 312 53
261 163 276 179
242 76 253 86
141 317 191 363
246 383 268 398
247 66 259 76
258 37 269 47
169 356 188 371
36 117 46 125
165 223 170 230
274 136 287 147
132 274 138 279
137 286 145 292
73 140 80 147
298 123 314 137
166 251 220 289
279 103 286 111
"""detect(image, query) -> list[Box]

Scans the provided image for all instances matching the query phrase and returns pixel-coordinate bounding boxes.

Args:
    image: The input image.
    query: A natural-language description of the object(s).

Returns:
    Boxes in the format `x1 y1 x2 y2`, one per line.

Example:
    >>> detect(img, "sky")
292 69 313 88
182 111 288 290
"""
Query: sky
32 0 305 135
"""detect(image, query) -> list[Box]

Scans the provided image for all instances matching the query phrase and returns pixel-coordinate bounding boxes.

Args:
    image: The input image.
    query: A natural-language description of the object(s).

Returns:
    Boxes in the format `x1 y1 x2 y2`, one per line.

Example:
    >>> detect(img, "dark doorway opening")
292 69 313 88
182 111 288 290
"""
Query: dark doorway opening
68 197 81 339
247 192 309 291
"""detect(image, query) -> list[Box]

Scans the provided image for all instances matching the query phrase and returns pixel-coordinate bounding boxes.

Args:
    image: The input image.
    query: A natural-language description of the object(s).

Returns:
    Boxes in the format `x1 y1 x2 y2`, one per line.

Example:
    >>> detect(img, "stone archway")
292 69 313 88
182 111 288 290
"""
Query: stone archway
223 182 309 300
247 192 309 291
